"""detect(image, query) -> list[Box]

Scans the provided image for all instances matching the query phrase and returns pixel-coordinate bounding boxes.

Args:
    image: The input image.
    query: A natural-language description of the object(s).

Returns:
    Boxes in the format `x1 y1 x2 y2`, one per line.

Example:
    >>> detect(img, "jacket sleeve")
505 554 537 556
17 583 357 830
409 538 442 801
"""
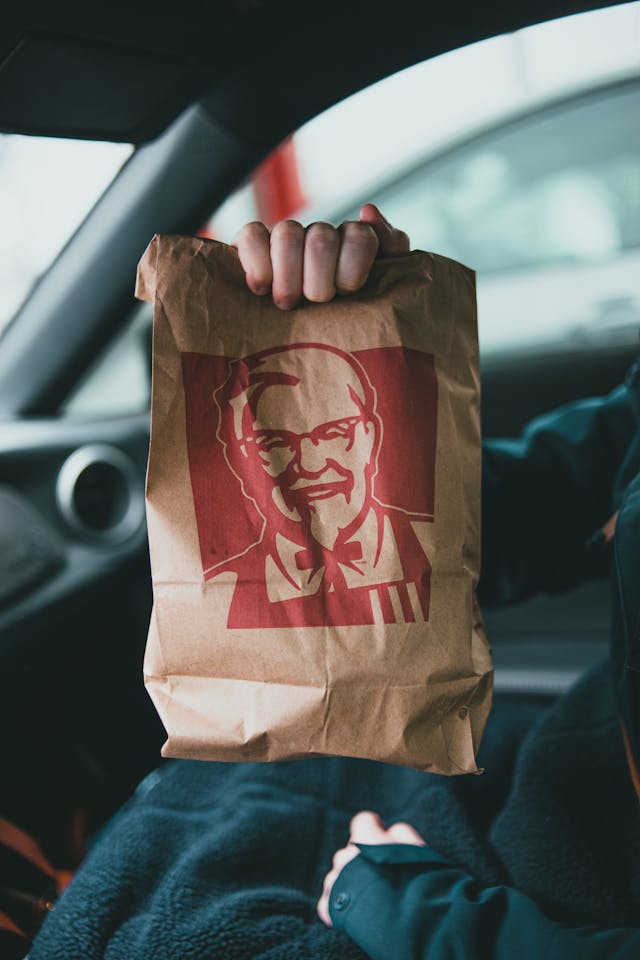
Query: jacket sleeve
329 845 640 960
479 382 636 606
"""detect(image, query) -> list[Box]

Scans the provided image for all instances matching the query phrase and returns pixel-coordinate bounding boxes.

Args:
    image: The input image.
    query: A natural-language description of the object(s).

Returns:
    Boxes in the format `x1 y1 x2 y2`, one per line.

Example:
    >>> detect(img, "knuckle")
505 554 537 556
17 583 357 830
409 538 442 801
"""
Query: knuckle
306 222 339 250
241 220 269 242
394 229 410 249
272 219 304 243
389 820 424 844
342 221 378 247
350 809 376 830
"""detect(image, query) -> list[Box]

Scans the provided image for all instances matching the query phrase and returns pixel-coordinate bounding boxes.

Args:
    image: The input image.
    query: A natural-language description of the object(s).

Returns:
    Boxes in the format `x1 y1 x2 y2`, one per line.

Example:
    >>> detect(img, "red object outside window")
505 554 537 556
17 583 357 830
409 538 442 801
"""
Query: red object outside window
198 135 306 239
252 136 306 227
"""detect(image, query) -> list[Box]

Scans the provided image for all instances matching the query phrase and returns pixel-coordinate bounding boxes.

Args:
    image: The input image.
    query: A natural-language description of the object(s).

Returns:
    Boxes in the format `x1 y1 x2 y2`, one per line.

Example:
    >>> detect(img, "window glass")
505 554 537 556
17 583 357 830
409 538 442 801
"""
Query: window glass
0 136 132 337
358 83 640 274
62 306 150 418
67 2 640 417
210 3 640 246
209 3 640 353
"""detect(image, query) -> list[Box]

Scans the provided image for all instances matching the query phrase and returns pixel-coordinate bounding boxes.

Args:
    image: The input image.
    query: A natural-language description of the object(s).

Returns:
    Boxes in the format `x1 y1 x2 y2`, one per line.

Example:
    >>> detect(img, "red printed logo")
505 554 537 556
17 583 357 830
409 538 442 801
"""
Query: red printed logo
182 344 437 628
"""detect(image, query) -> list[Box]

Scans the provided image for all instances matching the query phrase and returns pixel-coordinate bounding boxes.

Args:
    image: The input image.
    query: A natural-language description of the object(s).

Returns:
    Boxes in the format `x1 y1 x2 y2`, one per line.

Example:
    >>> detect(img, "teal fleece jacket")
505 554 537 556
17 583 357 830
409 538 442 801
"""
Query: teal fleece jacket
330 364 640 959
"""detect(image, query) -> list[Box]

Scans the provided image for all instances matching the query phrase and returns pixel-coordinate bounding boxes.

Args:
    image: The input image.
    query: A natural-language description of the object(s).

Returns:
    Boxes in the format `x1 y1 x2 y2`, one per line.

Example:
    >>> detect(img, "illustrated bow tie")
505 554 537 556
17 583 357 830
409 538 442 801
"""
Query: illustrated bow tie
295 539 364 589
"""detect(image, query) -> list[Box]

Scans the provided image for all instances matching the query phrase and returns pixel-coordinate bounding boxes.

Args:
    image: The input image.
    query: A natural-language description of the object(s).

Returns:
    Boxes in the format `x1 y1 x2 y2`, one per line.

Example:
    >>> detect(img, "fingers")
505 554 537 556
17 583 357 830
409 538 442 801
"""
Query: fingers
335 221 379 294
332 844 358 871
234 205 407 310
317 868 336 927
297 220 378 304
386 821 427 845
232 221 272 295
317 843 359 927
270 220 305 309
349 810 387 844
349 810 427 846
318 813 427 928
359 202 410 256
317 888 332 926
303 223 340 302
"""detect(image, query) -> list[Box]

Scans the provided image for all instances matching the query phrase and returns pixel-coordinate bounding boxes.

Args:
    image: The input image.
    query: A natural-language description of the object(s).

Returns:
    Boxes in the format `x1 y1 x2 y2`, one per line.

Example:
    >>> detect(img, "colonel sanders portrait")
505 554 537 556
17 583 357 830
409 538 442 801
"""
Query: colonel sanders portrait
205 343 432 628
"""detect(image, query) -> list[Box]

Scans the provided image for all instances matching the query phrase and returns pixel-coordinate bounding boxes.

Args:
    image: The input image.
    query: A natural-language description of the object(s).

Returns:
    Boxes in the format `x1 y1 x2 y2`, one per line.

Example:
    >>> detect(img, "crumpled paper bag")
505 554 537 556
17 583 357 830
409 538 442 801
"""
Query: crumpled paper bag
136 233 492 774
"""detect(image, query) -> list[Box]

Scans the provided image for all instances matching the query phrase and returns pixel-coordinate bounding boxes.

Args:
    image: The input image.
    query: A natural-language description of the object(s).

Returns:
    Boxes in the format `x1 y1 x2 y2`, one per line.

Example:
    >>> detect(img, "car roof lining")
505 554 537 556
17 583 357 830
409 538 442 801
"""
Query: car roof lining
0 0 624 144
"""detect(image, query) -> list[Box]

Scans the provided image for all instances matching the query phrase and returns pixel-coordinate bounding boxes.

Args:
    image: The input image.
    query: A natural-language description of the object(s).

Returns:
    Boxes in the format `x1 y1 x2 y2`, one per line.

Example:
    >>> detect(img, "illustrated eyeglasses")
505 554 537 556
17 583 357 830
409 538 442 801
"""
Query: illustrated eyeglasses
244 415 366 455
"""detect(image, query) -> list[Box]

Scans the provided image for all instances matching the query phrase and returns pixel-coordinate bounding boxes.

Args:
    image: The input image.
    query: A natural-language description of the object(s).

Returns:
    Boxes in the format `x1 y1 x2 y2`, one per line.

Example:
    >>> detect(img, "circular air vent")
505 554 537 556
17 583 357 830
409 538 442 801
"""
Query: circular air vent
56 444 145 545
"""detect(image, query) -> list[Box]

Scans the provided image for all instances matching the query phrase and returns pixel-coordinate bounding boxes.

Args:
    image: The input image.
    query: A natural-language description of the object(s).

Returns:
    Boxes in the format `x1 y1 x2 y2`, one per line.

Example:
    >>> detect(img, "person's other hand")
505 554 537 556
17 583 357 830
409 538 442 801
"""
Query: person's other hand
317 810 426 927
232 204 410 310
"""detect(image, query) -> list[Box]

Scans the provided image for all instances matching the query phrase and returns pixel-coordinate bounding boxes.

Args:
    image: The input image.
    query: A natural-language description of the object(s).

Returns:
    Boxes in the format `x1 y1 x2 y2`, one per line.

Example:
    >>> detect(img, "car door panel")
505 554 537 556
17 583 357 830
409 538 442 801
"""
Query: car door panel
0 414 162 830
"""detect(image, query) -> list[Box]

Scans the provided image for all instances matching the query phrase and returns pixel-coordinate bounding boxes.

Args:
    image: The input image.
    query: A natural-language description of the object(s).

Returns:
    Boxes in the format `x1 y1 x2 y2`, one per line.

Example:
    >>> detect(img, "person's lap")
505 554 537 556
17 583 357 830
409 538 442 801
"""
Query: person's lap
30 696 544 959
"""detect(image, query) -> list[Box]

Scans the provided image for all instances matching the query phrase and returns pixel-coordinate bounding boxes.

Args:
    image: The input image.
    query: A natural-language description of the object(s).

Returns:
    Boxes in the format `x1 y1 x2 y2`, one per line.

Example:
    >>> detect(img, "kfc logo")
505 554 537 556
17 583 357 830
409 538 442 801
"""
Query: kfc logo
182 344 437 628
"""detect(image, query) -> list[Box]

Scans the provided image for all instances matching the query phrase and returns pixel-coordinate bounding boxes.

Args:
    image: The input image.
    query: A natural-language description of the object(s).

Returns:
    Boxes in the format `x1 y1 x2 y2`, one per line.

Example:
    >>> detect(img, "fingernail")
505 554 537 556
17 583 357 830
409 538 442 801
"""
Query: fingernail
275 297 296 311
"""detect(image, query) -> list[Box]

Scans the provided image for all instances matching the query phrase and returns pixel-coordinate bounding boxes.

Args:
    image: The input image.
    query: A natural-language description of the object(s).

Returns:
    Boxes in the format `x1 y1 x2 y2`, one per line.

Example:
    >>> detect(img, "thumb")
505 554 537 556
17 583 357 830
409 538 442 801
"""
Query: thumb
359 203 410 256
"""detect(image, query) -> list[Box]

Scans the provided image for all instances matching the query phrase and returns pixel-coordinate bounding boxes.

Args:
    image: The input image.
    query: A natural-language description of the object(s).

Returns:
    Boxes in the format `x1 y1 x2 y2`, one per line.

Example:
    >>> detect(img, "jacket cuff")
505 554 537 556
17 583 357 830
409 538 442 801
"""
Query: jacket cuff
355 843 449 866
328 844 448 929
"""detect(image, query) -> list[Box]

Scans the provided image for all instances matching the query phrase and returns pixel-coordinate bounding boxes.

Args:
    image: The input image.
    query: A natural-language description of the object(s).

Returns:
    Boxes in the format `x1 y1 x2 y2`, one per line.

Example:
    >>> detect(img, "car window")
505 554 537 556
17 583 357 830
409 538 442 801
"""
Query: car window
62 3 640 417
357 83 639 275
0 135 132 337
62 305 151 418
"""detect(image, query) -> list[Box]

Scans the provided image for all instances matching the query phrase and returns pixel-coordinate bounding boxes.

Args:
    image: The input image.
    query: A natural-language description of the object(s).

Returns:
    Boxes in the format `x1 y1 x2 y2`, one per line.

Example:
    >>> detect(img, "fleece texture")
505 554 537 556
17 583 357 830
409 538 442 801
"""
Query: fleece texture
30 670 636 960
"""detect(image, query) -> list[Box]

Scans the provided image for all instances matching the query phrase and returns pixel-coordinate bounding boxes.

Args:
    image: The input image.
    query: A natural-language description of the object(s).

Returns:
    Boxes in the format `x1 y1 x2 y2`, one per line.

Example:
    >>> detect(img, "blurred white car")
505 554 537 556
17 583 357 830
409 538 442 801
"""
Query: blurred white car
324 76 640 355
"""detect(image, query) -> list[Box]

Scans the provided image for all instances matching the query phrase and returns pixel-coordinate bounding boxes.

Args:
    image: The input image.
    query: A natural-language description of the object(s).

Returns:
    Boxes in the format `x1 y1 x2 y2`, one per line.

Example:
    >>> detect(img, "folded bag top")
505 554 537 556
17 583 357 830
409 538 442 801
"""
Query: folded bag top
136 234 492 774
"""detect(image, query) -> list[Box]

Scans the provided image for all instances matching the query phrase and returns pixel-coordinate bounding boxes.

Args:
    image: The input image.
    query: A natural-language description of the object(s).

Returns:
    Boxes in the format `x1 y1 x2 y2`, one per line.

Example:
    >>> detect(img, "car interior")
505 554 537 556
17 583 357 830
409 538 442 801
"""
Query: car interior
0 0 637 930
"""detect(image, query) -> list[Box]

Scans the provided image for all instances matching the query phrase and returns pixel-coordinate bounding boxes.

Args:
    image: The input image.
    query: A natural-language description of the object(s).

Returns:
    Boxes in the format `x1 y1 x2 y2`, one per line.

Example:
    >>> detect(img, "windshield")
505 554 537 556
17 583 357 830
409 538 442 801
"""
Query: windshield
0 135 132 336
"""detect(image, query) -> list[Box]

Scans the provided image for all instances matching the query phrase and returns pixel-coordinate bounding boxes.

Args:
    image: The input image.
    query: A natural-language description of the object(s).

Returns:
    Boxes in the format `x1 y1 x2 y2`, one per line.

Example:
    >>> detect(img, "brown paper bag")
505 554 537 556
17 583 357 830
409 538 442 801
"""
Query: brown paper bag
136 234 492 774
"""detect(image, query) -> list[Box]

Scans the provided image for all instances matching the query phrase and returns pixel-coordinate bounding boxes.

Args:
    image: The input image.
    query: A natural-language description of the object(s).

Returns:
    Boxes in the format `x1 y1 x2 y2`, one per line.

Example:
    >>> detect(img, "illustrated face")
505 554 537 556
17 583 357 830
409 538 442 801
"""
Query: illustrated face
233 351 378 548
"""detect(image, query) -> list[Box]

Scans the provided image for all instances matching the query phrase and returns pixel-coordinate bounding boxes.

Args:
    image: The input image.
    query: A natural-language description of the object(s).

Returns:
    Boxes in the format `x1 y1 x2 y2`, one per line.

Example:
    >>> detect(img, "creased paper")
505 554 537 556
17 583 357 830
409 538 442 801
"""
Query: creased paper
138 234 492 774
